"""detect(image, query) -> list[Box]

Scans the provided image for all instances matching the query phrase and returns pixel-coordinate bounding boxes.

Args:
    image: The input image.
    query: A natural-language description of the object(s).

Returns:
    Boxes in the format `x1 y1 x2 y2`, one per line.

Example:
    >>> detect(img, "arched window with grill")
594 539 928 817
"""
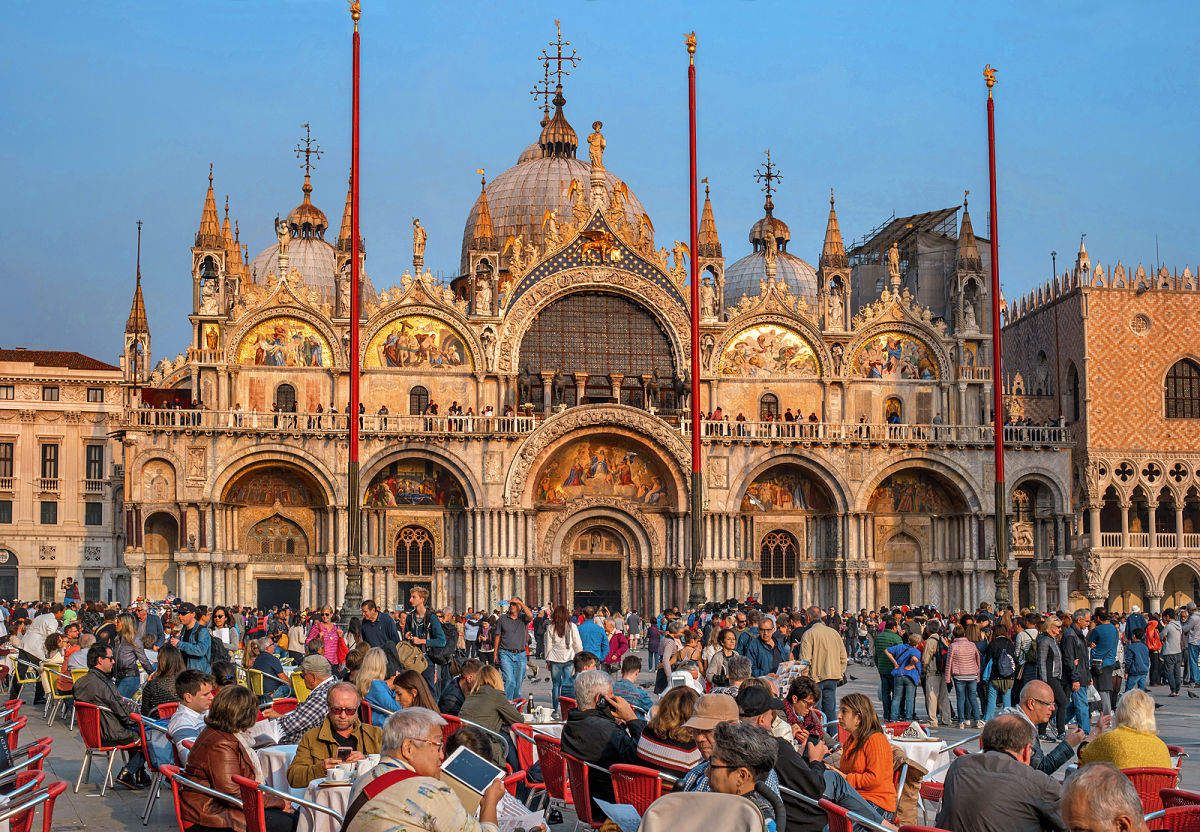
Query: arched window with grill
275 383 296 412
409 386 430 416
1165 359 1200 419
760 530 798 580
759 393 780 419
396 525 434 576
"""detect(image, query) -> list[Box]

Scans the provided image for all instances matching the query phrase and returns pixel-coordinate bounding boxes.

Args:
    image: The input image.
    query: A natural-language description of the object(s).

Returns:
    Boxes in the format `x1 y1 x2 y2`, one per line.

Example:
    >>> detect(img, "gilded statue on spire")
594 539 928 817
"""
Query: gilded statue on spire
274 214 289 255
412 218 427 259
887 240 902 291
587 121 605 170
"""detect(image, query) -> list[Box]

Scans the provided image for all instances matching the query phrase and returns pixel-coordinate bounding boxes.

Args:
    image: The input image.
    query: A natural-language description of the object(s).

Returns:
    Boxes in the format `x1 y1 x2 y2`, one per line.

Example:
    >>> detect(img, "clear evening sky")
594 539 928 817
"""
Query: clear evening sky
2 1 1198 362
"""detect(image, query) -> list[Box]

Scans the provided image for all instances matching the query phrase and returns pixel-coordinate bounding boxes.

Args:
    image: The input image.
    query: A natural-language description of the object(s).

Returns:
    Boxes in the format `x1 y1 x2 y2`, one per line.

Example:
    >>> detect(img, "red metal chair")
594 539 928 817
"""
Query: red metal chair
3 771 45 805
268 697 298 715
1146 806 1200 832
509 698 527 713
502 771 526 797
508 724 547 805
558 696 577 718
1168 746 1189 769
819 797 891 832
73 702 141 796
561 752 603 831
1123 767 1181 814
1 781 67 832
885 722 915 735
533 733 573 812
3 716 28 753
131 712 172 824
157 765 187 832
1162 790 1200 809
160 764 244 832
232 774 345 832
610 764 663 814
153 702 180 720
440 714 462 745
898 826 955 832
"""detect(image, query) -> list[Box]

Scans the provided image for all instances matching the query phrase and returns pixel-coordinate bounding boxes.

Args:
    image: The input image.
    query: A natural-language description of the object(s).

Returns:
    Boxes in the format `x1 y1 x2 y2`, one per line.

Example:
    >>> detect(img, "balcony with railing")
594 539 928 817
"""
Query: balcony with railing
1092 530 1200 551
121 408 536 437
37 477 60 494
958 366 993 381
0 477 12 492
680 419 1071 447
82 479 106 494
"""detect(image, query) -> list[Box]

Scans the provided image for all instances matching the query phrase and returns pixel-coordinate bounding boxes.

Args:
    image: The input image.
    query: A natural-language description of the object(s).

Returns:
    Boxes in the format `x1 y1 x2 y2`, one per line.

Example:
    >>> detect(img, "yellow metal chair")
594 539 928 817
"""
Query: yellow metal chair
41 663 74 728
10 659 41 702
290 671 312 703
244 667 266 697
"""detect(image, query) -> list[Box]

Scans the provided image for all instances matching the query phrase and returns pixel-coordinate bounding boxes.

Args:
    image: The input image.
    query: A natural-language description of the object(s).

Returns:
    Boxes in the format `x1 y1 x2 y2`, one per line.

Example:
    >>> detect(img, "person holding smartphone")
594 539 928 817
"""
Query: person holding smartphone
287 681 382 787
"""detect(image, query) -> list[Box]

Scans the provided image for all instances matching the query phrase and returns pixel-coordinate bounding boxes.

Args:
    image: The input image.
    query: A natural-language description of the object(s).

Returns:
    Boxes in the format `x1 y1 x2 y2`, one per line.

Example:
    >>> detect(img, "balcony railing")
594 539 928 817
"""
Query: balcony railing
958 366 993 381
679 419 1071 446
82 479 105 494
0 477 12 492
1099 532 1122 548
1128 532 1150 548
1157 533 1176 549
1185 534 1200 549
123 408 536 436
37 477 59 494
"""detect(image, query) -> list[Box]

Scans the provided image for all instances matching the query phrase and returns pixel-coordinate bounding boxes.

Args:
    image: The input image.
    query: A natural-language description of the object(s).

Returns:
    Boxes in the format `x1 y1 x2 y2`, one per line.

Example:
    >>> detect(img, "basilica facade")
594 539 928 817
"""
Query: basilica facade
111 66 1081 614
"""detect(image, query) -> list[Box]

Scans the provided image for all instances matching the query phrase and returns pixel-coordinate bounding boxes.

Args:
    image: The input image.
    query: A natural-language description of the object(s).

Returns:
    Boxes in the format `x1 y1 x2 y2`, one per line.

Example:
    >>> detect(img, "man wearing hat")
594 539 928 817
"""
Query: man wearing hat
170 602 212 672
265 654 336 744
680 692 780 797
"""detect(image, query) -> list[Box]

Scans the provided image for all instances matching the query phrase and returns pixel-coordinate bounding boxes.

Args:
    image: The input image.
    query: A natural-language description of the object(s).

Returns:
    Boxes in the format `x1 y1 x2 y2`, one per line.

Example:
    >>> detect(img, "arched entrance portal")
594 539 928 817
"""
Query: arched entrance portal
143 511 179 600
1107 564 1147 614
1163 564 1200 609
570 527 625 611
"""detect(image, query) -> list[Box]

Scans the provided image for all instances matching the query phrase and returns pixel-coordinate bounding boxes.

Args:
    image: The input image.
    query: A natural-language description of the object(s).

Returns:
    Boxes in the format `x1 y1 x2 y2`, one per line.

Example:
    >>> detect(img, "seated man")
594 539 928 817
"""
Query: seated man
936 715 1066 832
1061 763 1150 832
710 654 751 698
251 637 291 699
557 651 597 703
560 669 645 817
288 681 382 787
436 658 482 716
73 643 149 790
1002 680 1103 774
167 669 216 763
612 654 655 714
680 692 780 798
670 660 706 695
265 654 337 744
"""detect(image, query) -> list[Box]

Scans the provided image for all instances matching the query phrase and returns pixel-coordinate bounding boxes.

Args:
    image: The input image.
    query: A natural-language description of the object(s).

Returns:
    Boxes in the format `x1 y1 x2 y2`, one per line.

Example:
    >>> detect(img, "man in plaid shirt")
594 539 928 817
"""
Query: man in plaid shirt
265 654 336 744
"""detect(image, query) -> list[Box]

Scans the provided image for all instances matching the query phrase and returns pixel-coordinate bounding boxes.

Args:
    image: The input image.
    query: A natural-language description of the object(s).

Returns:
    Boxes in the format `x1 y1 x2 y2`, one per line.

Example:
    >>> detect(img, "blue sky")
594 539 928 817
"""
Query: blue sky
3 1 1198 361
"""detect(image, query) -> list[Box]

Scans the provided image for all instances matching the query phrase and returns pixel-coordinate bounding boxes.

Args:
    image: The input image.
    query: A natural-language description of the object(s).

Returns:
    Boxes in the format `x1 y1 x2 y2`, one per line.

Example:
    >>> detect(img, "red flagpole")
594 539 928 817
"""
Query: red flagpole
686 33 704 608
985 64 1009 608
344 1 364 616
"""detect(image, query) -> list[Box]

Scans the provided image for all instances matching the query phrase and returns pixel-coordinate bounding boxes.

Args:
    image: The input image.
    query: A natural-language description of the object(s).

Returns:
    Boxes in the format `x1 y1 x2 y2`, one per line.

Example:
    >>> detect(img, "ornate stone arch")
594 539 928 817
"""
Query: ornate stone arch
542 497 662 570
710 313 831 378
504 404 690 508
1008 469 1068 515
207 446 341 506
1157 557 1200 594
359 445 481 508
855 454 983 514
494 268 690 375
360 302 484 373
1102 557 1157 595
224 305 345 368
727 450 850 515
845 323 952 381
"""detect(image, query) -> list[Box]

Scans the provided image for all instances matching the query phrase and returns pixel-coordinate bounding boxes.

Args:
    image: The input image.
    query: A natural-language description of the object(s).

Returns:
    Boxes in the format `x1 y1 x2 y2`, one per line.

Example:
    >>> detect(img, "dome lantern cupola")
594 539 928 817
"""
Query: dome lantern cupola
538 85 577 159
286 124 328 240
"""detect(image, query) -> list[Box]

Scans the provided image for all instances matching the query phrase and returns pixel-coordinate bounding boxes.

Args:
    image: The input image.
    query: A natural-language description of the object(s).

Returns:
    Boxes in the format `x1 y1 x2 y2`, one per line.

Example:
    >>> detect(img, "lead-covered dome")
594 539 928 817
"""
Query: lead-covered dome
460 86 648 274
724 196 816 310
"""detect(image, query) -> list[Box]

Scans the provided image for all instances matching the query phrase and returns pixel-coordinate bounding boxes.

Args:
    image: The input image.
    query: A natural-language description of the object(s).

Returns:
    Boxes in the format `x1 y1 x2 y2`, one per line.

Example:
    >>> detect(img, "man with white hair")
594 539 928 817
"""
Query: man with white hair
252 636 291 699
344 707 506 832
1061 763 1150 832
561 669 644 817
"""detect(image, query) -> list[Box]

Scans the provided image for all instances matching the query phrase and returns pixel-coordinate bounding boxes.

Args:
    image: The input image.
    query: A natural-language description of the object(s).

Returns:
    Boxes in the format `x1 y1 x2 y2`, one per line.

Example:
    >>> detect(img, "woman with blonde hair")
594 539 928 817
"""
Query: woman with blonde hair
458 664 523 767
835 692 896 821
356 646 405 726
636 686 701 773
114 612 154 698
1078 689 1172 768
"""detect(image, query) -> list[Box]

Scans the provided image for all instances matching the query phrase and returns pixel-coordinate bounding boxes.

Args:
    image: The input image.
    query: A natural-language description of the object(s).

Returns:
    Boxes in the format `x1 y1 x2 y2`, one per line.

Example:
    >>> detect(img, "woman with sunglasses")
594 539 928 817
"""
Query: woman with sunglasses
306 605 344 667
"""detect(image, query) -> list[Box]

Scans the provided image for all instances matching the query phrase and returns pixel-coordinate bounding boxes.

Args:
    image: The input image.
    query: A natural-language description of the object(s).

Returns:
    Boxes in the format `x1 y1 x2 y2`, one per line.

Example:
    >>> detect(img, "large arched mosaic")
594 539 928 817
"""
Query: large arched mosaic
533 435 673 509
851 331 938 380
224 465 325 506
868 470 964 514
364 459 466 508
364 315 472 371
719 324 819 378
235 317 332 367
741 465 832 513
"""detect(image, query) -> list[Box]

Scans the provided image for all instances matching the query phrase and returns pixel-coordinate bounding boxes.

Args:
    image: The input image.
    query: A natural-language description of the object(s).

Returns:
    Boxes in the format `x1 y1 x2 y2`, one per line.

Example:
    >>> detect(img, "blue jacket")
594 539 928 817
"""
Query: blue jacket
141 613 167 648
1088 622 1119 667
1125 641 1150 675
361 614 400 649
744 635 786 677
578 619 609 660
365 679 403 726
176 622 212 672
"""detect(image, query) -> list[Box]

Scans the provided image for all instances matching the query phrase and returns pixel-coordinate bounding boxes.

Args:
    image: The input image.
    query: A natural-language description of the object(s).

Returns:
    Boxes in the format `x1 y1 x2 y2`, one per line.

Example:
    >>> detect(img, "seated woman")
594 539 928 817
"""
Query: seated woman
834 692 897 821
458 665 523 769
1078 689 1172 768
636 686 702 774
355 647 405 726
706 721 784 832
393 669 439 711
182 685 294 832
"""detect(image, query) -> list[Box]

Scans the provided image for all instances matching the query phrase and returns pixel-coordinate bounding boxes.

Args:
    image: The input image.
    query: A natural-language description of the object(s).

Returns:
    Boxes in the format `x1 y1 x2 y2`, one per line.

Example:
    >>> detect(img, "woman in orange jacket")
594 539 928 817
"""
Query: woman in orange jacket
835 692 897 821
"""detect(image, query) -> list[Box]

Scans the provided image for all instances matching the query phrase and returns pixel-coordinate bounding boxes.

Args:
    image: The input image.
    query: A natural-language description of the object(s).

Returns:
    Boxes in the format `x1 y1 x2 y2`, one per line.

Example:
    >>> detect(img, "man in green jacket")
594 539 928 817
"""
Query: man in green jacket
287 682 382 787
874 619 903 720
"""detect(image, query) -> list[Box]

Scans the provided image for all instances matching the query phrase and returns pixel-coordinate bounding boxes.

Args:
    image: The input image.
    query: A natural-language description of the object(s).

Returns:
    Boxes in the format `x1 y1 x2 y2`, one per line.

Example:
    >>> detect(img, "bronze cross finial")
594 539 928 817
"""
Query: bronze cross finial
530 59 552 119
754 149 783 200
294 123 323 177
539 19 580 89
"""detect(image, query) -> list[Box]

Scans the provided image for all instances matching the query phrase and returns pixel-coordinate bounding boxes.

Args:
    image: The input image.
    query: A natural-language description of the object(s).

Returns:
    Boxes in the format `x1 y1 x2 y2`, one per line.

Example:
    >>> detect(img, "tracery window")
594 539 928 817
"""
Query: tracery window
760 531 798 580
396 525 434 576
1165 359 1200 419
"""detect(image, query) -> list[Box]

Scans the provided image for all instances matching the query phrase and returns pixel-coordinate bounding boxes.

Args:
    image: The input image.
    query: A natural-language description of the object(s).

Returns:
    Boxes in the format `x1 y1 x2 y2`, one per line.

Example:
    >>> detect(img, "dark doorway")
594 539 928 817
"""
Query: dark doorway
84 577 100 603
257 579 301 611
573 560 621 611
397 581 432 606
39 577 54 603
888 582 911 608
0 572 15 601
762 583 792 610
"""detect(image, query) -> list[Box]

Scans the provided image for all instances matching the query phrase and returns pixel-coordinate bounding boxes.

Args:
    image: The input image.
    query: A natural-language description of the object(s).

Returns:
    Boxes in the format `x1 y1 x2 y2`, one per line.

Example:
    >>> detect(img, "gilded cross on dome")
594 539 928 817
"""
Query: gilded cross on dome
539 19 580 89
295 123 323 177
531 59 553 123
754 149 783 202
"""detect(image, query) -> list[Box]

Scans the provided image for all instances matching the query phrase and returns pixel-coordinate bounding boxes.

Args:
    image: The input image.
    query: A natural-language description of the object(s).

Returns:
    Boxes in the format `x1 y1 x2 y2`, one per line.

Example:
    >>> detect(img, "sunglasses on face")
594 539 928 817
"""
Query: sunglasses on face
329 707 357 716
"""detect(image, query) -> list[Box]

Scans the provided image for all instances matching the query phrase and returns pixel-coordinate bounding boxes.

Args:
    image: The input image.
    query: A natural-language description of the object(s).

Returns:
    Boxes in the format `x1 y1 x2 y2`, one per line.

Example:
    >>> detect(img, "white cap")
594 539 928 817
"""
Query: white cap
1130 605 1140 613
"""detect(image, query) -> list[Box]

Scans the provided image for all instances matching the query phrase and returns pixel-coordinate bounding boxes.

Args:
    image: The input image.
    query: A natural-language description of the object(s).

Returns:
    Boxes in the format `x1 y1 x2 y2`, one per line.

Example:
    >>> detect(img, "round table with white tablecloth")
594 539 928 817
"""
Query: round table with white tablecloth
295 778 352 832
889 737 950 782
258 744 301 795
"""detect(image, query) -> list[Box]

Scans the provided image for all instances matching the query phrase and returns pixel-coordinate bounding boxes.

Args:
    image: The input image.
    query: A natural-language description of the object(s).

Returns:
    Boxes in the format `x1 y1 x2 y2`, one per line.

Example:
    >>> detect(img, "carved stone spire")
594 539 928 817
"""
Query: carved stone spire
126 221 149 335
697 181 721 258
195 165 222 249
336 173 355 254
820 189 847 270
1074 233 1091 279
957 192 983 273
471 169 498 250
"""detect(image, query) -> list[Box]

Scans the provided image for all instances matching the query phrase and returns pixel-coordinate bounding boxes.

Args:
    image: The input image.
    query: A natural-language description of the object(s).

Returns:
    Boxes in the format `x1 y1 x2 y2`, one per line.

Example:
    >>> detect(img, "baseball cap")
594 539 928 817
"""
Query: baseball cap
682 694 739 731
300 654 332 675
177 602 197 615
736 686 786 718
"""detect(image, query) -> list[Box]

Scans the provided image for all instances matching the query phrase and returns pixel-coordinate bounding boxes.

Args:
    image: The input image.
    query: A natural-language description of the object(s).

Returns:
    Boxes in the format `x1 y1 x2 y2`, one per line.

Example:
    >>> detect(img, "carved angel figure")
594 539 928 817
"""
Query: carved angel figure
542 209 559 250
274 215 289 255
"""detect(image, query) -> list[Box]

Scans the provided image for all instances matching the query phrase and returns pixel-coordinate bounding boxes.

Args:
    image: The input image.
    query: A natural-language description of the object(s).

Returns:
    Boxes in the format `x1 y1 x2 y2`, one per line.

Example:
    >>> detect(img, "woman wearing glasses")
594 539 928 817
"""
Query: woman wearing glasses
306 606 344 668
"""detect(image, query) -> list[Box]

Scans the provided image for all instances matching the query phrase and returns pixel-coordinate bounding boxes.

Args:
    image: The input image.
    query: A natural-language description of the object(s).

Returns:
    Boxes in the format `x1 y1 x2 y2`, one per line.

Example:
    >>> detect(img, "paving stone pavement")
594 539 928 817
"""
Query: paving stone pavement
23 661 1200 831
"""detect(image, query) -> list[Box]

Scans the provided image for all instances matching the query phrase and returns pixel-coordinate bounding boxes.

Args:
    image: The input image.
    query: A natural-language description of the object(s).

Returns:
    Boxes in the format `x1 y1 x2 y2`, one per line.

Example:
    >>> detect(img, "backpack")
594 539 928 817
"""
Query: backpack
1145 623 1162 652
394 639 429 674
431 619 457 666
996 645 1017 678
210 633 231 667
933 635 950 675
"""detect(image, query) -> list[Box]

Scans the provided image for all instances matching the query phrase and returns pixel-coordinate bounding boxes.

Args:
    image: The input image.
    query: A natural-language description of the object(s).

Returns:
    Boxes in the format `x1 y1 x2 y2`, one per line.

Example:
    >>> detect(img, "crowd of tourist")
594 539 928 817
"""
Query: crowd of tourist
0 590 1195 832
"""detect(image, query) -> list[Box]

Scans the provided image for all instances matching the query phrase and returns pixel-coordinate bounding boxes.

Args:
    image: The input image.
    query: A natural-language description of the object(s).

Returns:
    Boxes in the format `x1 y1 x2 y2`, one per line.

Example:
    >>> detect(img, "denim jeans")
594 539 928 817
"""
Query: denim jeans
1163 653 1183 694
878 673 895 721
1068 684 1091 733
953 677 980 723
1188 644 1200 685
823 769 885 821
116 675 141 699
499 649 525 700
891 677 916 721
1125 672 1148 692
818 679 838 721
983 682 1011 721
549 661 573 705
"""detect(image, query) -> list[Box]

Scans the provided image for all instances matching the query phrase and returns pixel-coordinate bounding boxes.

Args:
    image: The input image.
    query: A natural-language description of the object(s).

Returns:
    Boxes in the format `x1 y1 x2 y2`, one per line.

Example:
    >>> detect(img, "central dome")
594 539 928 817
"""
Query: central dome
460 87 648 274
